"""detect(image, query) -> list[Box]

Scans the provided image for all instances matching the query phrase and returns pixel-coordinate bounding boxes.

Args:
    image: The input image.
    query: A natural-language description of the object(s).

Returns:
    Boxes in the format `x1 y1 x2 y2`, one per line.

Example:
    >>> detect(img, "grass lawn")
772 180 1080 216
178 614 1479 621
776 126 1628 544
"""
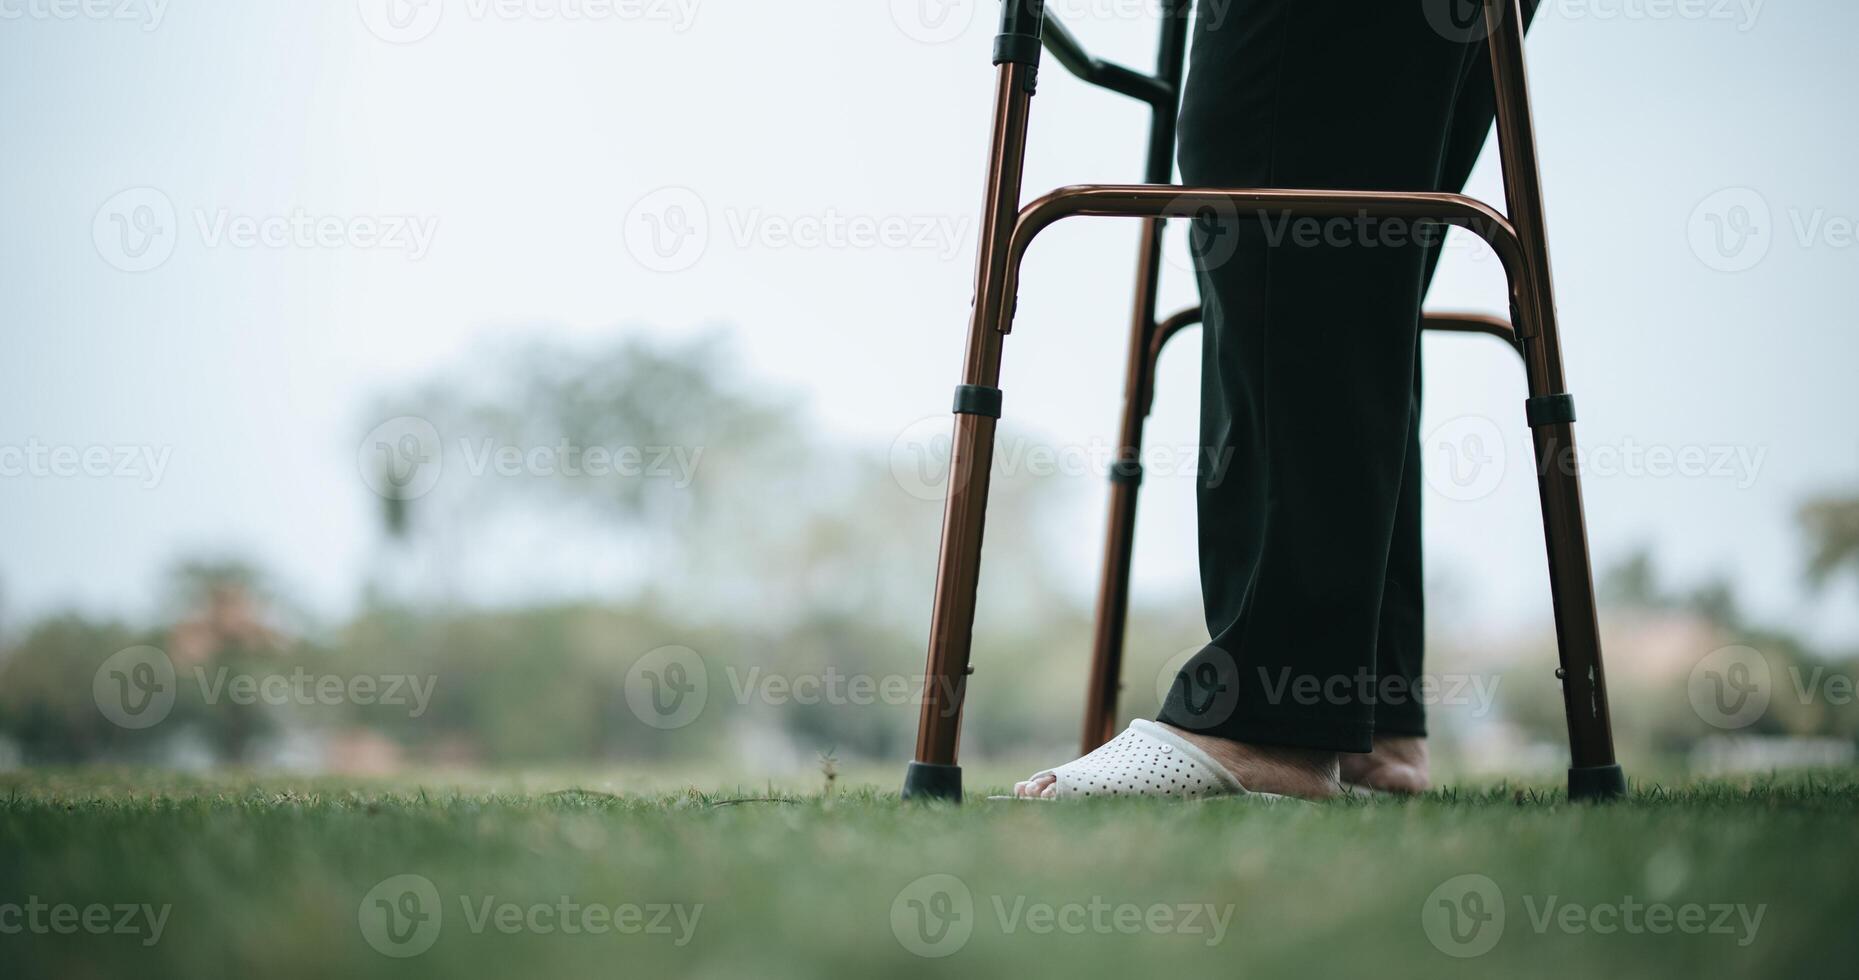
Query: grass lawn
2 767 1855 978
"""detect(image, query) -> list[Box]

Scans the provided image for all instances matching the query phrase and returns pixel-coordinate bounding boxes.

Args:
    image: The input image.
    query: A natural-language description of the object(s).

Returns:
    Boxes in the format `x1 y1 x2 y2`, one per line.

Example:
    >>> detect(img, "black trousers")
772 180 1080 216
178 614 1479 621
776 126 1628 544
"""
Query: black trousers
1157 0 1536 752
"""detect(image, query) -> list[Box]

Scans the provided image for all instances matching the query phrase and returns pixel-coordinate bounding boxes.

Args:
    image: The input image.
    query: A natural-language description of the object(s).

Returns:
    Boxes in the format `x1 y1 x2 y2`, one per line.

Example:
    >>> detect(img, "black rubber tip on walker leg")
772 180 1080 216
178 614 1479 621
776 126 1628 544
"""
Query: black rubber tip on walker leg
902 762 963 803
1567 764 1627 802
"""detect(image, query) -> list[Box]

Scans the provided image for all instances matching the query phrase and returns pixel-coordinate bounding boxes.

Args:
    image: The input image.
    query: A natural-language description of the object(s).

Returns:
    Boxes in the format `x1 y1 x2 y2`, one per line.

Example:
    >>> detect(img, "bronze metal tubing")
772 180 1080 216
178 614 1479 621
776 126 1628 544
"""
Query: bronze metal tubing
1080 220 1162 754
1079 1 1192 758
1144 307 1519 380
1483 0 1619 778
911 61 1036 769
997 186 1533 336
1422 311 1521 351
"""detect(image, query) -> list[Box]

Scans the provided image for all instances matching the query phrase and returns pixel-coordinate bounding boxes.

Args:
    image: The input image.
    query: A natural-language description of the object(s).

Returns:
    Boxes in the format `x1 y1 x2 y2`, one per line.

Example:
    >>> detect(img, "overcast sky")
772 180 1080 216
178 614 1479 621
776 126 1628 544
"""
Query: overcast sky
2 0 1854 646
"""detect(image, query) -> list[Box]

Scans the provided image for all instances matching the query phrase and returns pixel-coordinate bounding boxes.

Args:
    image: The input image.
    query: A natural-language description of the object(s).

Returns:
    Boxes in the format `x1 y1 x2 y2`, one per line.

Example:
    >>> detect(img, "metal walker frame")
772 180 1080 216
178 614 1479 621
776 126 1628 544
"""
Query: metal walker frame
903 0 1626 803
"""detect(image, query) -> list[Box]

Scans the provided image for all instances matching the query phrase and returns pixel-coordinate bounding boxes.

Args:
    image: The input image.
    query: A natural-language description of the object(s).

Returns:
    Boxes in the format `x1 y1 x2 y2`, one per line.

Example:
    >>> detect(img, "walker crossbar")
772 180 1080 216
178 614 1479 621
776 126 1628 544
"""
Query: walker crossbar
903 0 1625 804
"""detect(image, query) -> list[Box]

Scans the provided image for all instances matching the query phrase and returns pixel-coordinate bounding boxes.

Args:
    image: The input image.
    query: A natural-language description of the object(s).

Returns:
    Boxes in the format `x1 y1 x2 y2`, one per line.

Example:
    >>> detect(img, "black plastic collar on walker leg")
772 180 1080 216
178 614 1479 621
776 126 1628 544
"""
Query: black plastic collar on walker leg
952 384 1003 418
993 0 1046 92
902 762 963 802
1567 764 1627 802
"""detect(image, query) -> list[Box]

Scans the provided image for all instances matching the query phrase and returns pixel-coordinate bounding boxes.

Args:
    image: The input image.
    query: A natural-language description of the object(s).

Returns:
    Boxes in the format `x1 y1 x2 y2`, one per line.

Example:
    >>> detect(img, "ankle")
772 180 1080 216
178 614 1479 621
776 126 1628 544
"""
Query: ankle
1160 725 1342 799
1341 735 1431 794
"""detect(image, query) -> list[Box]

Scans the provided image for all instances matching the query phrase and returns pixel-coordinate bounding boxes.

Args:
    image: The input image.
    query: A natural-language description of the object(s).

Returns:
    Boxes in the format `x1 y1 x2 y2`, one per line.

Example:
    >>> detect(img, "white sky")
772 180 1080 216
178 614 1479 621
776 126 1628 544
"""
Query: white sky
1 0 1855 645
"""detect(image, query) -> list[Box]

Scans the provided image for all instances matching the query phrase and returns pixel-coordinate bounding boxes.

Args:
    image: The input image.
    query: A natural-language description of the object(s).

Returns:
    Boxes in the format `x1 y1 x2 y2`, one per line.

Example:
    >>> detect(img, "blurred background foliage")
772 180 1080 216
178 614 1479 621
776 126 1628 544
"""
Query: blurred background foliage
1 332 1854 780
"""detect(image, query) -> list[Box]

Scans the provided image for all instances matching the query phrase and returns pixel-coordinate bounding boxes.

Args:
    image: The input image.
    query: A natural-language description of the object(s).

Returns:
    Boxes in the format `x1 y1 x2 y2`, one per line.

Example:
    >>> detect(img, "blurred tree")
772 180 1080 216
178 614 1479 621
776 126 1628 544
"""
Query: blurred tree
1800 491 1859 598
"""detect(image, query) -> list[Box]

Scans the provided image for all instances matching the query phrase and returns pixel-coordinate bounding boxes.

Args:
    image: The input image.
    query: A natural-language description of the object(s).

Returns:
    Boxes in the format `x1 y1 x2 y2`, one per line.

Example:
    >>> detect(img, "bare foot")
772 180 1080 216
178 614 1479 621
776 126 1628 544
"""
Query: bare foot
1013 725 1342 800
1338 735 1430 794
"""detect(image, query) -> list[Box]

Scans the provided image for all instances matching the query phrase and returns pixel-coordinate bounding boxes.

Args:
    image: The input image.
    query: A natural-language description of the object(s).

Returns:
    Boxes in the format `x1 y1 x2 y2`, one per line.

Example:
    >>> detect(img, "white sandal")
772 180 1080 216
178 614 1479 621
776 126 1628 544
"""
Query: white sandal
995 719 1288 801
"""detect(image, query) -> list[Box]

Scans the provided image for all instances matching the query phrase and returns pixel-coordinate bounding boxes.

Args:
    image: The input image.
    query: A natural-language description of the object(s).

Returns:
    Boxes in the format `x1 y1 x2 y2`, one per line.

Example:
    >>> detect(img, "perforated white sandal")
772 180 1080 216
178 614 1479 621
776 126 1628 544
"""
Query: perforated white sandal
996 719 1287 801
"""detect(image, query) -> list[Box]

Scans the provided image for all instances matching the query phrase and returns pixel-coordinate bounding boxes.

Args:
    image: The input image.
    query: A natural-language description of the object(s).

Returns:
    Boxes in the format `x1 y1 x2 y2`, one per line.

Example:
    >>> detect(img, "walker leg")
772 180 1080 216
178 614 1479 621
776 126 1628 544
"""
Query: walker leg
903 1 1047 803
1483 0 1625 800
1080 0 1191 756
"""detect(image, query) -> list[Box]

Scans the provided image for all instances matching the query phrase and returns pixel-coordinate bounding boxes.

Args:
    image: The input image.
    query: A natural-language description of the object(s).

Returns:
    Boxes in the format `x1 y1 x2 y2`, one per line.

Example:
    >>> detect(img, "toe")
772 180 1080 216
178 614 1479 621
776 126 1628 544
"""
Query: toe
1014 774 1057 799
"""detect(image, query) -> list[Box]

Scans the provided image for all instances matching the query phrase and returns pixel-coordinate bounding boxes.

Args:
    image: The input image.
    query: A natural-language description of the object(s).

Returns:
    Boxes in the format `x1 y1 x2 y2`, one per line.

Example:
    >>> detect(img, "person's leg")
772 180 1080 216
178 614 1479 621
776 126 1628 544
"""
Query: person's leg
1345 0 1541 793
1015 2 1517 801
1154 2 1473 761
